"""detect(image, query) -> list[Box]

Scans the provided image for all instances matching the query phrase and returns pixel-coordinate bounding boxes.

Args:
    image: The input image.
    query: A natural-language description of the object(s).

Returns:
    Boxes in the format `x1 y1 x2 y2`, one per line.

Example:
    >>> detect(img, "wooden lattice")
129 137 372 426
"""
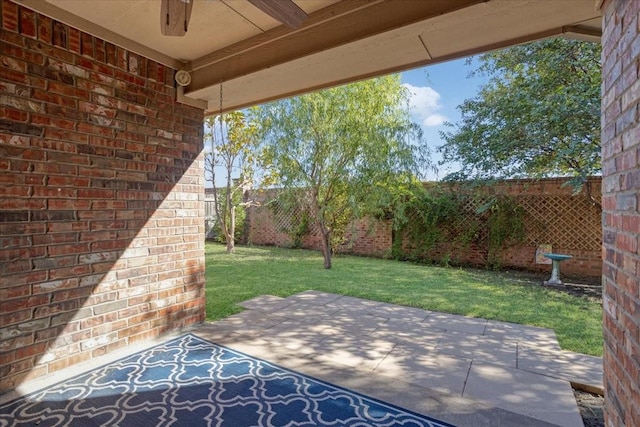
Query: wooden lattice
403 192 601 252
517 195 601 250
435 196 492 246
270 202 319 236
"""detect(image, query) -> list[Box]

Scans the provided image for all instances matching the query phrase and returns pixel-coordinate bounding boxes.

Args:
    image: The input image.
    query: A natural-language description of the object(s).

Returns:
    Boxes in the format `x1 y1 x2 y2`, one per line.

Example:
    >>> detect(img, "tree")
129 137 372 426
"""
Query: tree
439 38 601 192
253 75 428 269
204 111 259 253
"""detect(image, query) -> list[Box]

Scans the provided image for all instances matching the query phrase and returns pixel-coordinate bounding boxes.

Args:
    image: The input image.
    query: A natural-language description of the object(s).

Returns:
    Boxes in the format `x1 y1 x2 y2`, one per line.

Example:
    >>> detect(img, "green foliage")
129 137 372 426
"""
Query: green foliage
290 212 311 249
252 75 429 268
439 38 601 192
394 186 462 260
395 186 526 269
480 197 527 269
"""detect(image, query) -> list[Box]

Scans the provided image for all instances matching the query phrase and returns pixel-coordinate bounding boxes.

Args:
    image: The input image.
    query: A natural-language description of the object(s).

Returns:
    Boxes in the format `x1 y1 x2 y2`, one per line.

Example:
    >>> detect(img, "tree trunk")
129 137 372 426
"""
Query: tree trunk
313 193 331 269
226 205 236 253
226 233 235 253
321 229 332 269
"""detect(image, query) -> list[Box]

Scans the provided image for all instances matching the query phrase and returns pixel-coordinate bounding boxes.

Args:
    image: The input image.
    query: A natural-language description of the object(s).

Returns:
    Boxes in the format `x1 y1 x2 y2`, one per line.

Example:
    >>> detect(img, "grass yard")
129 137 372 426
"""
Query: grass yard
205 243 603 356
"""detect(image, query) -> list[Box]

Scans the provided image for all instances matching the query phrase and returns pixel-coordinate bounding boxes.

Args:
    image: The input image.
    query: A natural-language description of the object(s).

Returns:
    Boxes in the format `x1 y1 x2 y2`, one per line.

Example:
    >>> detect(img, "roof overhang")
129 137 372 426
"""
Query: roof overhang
16 0 602 114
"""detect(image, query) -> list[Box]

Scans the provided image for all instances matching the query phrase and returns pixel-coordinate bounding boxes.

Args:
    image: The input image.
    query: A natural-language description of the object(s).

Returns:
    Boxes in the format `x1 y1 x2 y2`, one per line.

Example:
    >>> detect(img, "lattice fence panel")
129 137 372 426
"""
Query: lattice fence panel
517 195 601 250
270 202 320 236
402 195 493 248
402 193 601 252
248 181 602 254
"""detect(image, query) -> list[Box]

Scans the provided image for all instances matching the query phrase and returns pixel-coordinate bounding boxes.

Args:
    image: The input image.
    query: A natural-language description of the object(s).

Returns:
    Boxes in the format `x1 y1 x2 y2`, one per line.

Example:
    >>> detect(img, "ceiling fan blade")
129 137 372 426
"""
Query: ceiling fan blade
247 0 308 28
161 0 193 36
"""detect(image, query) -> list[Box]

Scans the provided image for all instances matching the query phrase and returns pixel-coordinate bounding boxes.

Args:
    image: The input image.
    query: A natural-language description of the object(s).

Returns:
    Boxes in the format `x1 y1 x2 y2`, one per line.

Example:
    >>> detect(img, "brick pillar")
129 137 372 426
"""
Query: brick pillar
601 0 640 425
0 0 206 392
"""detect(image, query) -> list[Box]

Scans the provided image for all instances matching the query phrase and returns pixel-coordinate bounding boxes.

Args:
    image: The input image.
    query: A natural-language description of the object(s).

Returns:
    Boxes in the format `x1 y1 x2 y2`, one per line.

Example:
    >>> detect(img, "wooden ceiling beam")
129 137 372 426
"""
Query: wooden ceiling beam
186 0 485 92
188 0 383 72
247 0 308 28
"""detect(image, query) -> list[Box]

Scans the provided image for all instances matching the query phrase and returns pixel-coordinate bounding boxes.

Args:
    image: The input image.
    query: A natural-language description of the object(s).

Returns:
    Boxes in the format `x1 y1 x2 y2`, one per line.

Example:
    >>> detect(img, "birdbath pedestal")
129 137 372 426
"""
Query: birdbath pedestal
543 253 573 286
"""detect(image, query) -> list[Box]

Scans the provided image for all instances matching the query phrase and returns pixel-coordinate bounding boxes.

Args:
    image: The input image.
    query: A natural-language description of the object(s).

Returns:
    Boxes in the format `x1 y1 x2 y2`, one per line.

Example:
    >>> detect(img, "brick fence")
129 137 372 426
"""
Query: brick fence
246 177 602 280
0 0 206 393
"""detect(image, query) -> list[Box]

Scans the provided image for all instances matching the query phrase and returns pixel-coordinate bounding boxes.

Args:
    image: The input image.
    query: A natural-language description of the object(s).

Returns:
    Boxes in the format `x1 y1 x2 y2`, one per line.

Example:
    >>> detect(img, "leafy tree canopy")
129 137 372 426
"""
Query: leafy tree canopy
439 38 601 191
252 74 429 268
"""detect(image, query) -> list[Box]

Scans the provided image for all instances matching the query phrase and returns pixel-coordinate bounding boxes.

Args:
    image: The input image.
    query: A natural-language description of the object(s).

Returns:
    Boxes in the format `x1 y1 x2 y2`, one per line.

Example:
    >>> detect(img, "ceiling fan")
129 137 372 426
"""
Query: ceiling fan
161 0 308 36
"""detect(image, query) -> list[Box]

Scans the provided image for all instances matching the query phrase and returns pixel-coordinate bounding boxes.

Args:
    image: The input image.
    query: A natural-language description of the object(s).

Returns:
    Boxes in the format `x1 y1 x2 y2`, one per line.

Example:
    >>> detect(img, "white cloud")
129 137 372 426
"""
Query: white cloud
423 113 447 127
402 83 448 127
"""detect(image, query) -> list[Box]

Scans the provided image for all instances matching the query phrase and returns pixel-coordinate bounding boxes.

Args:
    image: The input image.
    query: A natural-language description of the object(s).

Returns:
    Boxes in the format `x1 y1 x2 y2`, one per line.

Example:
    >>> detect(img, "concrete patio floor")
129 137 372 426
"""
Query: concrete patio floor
197 291 603 427
1 290 602 427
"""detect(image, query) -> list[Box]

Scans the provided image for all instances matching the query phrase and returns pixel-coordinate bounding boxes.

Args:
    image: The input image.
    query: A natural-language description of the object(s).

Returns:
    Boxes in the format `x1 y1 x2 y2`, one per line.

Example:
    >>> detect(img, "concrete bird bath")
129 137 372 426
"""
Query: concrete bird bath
543 253 573 286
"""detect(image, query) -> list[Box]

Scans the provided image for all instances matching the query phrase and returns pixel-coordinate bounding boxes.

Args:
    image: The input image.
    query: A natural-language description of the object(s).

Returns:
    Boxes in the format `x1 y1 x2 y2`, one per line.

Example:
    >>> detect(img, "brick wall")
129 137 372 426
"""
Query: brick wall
0 0 205 392
600 0 640 425
247 178 602 280
298 218 392 257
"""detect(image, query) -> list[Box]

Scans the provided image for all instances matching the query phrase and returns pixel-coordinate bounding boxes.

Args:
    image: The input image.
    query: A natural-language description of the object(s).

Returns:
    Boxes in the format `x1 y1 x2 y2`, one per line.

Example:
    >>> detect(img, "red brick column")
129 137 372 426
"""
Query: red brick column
0 0 205 392
601 0 640 425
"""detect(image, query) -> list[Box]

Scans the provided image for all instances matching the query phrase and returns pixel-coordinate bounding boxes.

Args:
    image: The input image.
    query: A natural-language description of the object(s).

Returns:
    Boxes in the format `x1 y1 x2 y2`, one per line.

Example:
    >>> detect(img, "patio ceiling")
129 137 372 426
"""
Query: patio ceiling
19 0 602 114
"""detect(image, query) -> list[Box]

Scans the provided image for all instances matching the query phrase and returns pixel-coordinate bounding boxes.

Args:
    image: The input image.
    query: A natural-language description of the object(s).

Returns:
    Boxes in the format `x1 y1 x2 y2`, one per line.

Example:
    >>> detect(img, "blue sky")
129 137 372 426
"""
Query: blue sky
400 57 488 180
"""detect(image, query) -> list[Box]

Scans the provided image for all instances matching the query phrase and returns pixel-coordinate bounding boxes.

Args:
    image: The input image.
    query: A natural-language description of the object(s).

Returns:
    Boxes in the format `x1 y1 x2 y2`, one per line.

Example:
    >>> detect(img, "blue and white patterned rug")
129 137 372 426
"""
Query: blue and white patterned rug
0 334 454 426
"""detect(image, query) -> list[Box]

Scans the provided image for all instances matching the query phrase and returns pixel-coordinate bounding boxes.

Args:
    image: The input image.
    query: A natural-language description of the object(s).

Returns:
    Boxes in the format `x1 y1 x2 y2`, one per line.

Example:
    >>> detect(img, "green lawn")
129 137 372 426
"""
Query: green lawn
205 243 603 356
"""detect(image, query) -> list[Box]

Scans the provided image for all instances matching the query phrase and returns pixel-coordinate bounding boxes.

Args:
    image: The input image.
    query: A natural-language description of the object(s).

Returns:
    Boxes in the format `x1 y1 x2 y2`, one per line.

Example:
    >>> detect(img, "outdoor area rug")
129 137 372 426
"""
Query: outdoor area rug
0 333 454 427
